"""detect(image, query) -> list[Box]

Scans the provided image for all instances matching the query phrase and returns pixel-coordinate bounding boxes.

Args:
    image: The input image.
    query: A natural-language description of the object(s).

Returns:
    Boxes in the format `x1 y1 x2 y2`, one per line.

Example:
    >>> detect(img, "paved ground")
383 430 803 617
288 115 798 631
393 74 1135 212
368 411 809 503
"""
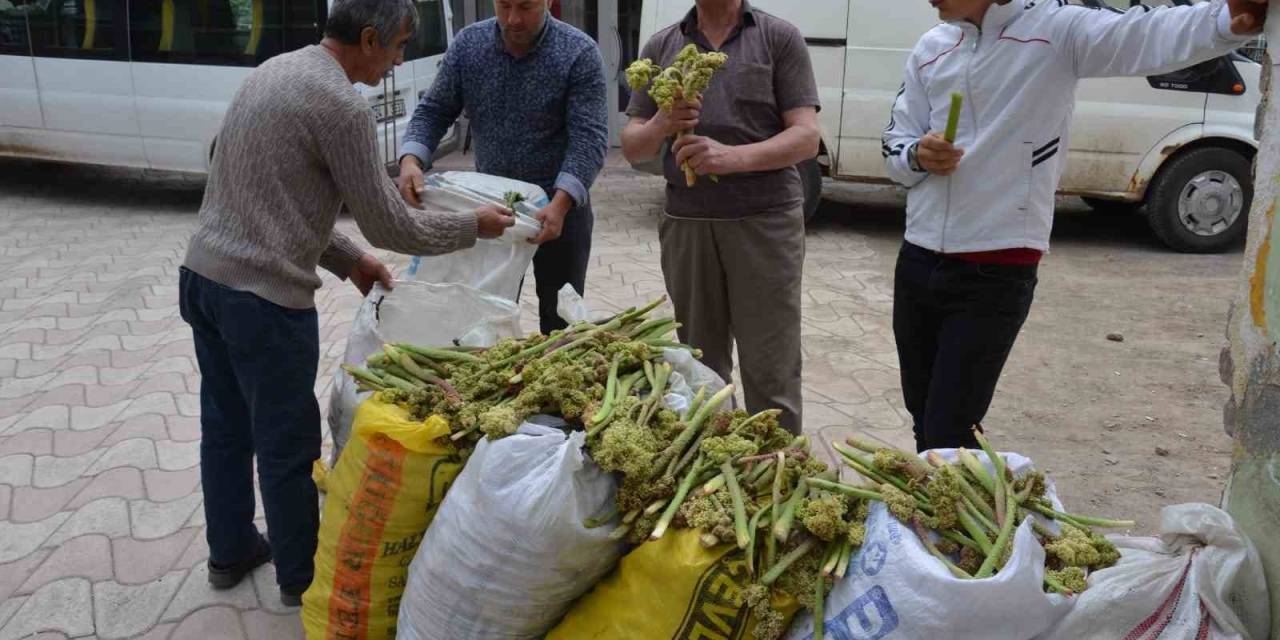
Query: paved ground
0 152 1240 638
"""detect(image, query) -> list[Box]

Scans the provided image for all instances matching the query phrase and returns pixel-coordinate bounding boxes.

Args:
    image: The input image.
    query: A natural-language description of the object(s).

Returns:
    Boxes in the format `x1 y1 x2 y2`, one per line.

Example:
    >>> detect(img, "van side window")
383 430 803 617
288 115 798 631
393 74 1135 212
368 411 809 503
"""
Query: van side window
0 6 30 54
404 0 446 60
24 0 128 59
128 0 325 66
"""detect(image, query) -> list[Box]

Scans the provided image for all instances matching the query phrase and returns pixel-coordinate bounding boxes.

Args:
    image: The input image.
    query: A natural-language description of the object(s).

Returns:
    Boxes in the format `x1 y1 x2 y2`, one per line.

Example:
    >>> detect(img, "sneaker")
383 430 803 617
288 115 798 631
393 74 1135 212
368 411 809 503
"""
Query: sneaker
280 585 307 608
207 534 272 590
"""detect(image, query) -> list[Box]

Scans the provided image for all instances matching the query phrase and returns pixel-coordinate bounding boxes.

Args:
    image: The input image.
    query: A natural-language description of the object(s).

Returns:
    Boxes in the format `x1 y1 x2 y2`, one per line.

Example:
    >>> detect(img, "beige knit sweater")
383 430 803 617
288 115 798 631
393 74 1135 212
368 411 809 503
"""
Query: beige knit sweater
184 45 478 309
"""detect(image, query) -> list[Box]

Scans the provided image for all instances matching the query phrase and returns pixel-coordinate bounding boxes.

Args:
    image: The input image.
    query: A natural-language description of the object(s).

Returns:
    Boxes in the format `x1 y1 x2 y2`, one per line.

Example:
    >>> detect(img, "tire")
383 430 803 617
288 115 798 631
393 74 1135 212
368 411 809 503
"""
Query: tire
798 158 822 223
1146 147 1251 253
1081 196 1138 215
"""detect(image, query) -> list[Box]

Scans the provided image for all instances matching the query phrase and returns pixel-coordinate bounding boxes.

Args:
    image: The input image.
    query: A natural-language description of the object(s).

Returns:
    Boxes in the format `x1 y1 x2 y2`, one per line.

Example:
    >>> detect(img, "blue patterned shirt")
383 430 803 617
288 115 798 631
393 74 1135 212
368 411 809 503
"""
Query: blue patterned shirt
401 17 609 206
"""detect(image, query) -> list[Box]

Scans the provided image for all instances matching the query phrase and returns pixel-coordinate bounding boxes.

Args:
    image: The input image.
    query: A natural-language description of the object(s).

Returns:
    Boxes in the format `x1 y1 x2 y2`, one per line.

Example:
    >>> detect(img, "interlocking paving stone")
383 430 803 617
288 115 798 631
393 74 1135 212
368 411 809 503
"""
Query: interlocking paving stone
65 467 147 511
161 564 259 623
155 439 201 472
112 528 201 585
131 493 203 540
92 572 185 640
0 454 33 485
242 608 304 640
0 578 93 640
31 449 102 488
17 534 113 595
42 497 130 548
85 438 159 475
9 479 91 523
0 550 51 602
143 467 202 503
169 606 246 640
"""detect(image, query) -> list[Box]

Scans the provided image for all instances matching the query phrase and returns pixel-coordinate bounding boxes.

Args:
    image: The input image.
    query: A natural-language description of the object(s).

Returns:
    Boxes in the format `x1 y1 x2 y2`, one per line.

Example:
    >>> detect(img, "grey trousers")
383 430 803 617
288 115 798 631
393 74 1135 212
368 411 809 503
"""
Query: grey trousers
658 207 805 434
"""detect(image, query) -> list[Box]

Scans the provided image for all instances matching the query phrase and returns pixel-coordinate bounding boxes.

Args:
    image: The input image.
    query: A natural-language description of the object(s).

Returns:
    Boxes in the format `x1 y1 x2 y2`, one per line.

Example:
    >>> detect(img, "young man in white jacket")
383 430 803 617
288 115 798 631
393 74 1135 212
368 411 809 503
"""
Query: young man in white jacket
883 0 1267 452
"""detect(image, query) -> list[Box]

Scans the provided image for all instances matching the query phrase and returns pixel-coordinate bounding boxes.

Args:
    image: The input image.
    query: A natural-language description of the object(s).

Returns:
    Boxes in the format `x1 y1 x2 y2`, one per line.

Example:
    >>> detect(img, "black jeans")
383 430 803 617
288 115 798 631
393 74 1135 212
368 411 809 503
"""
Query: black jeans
528 203 594 335
178 268 321 591
892 242 1038 452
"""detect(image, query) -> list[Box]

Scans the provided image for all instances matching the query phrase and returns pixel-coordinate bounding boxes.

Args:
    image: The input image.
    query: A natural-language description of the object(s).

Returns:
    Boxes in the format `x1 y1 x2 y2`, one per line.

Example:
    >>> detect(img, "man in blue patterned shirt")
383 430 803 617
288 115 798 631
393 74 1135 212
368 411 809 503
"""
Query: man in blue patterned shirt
398 0 608 334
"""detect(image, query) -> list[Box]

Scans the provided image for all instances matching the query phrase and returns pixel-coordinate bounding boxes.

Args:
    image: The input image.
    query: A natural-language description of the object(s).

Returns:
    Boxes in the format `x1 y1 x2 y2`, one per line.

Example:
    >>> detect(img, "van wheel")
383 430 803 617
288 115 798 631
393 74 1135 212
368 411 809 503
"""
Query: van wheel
799 158 822 223
1081 196 1138 215
1146 147 1250 253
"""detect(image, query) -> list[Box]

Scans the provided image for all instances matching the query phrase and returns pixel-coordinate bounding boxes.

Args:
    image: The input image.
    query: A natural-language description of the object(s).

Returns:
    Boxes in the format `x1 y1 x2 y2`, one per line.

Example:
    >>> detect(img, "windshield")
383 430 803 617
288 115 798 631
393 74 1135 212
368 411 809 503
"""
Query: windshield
404 0 445 60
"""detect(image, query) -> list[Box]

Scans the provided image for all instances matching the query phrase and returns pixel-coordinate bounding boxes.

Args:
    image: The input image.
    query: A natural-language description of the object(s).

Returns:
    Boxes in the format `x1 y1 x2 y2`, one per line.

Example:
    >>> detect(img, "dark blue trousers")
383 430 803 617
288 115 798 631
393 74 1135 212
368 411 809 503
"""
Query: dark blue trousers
893 242 1038 452
178 267 321 591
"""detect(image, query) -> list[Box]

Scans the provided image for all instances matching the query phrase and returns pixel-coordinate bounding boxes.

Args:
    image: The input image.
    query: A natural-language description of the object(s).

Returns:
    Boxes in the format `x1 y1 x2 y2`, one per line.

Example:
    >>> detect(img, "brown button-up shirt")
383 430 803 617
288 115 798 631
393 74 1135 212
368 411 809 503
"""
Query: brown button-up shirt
626 2 820 220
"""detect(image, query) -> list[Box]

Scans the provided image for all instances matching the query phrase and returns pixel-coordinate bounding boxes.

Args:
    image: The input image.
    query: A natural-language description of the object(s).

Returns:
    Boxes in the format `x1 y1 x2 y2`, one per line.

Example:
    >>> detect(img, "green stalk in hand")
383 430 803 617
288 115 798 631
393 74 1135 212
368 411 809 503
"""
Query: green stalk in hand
945 93 963 143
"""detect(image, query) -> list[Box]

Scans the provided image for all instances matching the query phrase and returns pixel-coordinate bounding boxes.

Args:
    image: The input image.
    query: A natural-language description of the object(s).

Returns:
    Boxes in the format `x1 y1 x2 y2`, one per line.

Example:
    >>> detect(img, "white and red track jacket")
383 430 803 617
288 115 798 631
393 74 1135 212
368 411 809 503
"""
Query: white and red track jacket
883 0 1250 253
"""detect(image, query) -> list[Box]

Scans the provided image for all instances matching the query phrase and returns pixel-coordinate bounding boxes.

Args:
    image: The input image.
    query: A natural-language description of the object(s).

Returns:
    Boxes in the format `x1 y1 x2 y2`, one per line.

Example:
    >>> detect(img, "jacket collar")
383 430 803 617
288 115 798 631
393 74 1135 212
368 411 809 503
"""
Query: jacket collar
950 0 1022 35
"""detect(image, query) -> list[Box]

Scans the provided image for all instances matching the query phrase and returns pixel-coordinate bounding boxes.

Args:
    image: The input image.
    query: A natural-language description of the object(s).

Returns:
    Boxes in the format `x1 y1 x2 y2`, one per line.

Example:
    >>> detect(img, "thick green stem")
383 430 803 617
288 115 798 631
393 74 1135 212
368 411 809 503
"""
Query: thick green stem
395 343 483 364
773 478 809 543
957 503 995 555
656 384 735 477
806 478 885 503
746 504 771 577
814 569 827 640
651 457 705 540
589 355 622 426
682 385 707 422
976 483 1019 578
762 538 818 586
768 451 785 569
835 539 854 579
342 364 387 388
722 461 750 549
958 448 996 496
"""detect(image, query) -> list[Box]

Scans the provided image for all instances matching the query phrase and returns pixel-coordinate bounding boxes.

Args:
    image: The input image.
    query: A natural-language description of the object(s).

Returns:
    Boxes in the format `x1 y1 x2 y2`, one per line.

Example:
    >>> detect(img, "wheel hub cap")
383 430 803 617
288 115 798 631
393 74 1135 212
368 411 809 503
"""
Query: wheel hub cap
1177 170 1244 237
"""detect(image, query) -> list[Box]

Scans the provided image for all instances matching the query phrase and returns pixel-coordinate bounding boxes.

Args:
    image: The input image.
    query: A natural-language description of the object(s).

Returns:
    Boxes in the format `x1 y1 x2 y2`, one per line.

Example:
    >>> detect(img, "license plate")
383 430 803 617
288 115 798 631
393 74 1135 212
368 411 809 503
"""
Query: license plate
373 99 406 123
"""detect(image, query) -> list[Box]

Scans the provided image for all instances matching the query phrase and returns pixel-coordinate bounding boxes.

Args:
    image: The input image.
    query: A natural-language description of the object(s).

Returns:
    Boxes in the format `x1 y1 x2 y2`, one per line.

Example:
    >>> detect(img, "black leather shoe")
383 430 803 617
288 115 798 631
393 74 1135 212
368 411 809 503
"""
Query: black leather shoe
280 585 307 608
207 533 271 590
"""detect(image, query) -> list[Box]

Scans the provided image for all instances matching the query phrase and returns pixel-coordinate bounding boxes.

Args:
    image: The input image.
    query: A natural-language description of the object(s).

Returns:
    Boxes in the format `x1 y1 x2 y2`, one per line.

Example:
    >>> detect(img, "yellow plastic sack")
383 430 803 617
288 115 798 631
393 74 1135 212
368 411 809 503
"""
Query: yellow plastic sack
311 459 328 493
302 399 460 640
548 529 799 640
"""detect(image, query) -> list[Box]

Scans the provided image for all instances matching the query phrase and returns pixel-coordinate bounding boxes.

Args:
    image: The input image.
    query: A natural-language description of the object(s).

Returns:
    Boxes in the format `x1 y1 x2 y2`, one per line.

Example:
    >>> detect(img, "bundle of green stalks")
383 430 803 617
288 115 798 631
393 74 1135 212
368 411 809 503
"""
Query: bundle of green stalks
812 429 1133 601
340 297 703 453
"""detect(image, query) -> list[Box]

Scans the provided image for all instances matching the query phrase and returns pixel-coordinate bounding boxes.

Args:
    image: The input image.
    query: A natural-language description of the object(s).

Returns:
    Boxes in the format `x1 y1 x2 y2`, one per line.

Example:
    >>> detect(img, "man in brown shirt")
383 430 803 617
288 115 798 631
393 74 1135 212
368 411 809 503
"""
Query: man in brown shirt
621 0 820 433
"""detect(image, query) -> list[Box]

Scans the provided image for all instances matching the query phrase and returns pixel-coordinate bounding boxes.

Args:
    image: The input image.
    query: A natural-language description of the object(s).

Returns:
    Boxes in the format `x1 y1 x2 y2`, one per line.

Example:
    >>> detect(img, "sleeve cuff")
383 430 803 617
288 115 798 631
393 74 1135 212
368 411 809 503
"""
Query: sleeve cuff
399 141 435 168
554 172 590 207
319 232 364 280
1214 0 1250 41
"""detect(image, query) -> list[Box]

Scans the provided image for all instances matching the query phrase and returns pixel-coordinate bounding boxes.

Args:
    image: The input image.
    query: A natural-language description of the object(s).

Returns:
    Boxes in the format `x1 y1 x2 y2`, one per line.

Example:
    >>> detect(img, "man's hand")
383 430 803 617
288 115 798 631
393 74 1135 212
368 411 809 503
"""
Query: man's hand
1227 0 1267 35
674 135 747 177
350 253 393 297
398 156 426 207
654 94 702 138
916 132 965 176
530 198 571 245
476 204 516 239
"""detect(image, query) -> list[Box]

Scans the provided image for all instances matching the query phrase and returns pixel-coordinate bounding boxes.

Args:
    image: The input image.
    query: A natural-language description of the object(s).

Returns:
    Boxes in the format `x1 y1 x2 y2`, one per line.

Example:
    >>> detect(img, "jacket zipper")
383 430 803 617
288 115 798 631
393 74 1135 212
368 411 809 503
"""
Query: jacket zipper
942 29 975 252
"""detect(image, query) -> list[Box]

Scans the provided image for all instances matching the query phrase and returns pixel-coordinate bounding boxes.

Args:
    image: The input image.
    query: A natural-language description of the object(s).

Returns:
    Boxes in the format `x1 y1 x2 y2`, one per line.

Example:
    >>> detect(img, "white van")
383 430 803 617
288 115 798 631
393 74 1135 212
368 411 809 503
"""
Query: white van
638 0 1263 253
0 0 458 173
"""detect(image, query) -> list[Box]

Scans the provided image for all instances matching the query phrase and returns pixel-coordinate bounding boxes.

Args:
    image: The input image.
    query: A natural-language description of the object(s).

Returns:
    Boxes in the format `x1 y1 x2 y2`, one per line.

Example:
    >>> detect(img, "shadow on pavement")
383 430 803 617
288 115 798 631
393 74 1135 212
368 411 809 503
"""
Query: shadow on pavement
0 157 206 212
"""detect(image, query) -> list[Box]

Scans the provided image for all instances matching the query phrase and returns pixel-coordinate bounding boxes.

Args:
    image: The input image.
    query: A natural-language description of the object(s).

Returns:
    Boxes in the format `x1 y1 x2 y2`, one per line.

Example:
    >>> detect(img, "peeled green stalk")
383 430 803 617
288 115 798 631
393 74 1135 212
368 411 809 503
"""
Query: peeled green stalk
914 518 971 579
767 451 785 569
772 478 809 543
814 571 827 640
722 461 750 549
762 538 818 586
656 384 735 476
944 92 963 143
976 478 1019 578
589 355 622 426
651 456 705 540
746 505 768 576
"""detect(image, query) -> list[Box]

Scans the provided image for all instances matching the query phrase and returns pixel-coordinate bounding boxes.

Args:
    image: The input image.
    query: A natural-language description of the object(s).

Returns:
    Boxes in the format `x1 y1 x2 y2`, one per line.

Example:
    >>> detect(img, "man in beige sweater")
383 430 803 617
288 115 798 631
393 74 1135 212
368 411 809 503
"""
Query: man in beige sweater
180 0 513 607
